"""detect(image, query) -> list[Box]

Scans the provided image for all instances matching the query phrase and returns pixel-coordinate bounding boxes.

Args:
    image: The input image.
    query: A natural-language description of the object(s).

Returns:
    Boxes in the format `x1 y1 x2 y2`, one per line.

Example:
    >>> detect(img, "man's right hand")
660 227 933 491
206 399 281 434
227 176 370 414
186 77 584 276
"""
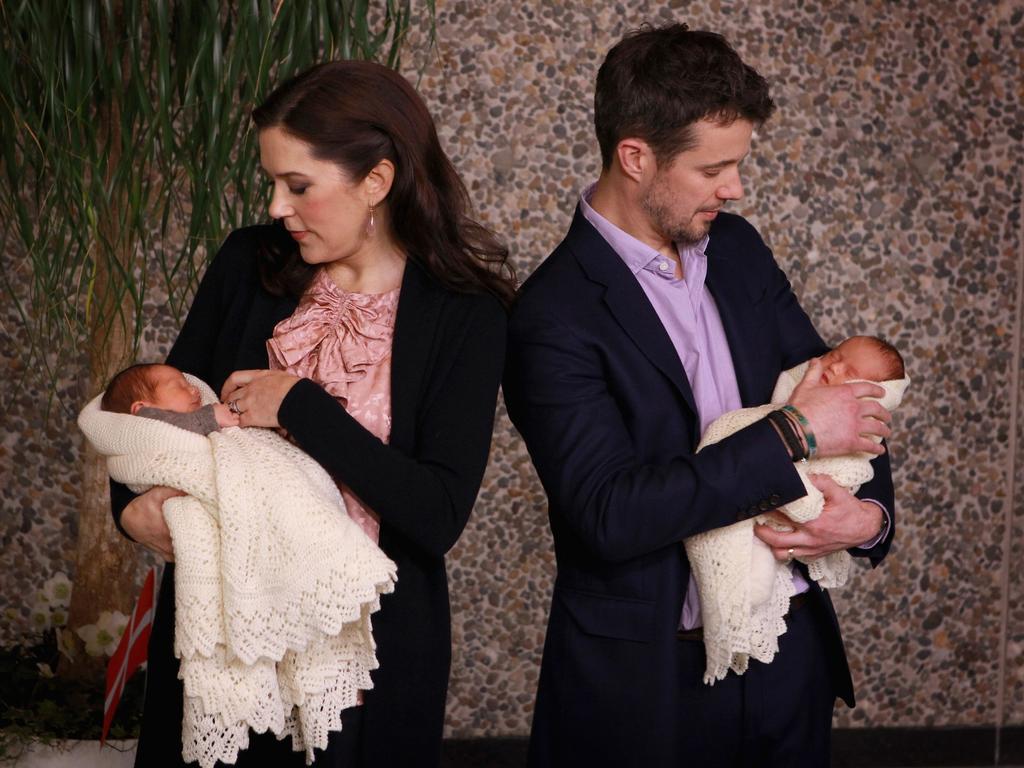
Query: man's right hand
120 486 182 561
787 358 892 457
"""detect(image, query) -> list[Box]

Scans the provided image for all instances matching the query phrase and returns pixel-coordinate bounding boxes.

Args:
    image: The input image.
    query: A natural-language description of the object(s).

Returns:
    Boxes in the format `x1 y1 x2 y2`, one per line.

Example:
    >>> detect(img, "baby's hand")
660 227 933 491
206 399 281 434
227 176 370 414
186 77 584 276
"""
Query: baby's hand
213 402 241 427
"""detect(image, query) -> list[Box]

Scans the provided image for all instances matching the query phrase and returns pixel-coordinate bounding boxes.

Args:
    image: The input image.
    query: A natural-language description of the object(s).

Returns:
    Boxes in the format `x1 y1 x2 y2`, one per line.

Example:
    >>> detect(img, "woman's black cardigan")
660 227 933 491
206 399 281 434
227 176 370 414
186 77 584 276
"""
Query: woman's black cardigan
111 225 507 767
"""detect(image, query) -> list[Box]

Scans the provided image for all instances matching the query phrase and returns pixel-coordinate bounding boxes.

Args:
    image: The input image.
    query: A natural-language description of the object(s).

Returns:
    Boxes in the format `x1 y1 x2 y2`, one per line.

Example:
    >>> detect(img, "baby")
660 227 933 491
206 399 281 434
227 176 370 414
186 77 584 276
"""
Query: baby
81 366 397 766
101 363 238 434
794 334 903 394
749 335 905 594
684 335 908 684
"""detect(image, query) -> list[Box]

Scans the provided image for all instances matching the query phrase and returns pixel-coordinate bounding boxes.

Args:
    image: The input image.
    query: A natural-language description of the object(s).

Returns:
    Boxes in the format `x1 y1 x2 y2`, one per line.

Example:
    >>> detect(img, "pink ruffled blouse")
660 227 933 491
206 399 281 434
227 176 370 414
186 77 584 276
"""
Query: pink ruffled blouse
266 268 400 543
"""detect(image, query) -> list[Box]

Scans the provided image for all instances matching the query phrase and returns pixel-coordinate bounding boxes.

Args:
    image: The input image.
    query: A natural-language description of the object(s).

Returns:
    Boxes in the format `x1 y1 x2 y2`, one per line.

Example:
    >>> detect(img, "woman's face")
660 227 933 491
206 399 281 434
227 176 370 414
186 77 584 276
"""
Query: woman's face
259 126 371 267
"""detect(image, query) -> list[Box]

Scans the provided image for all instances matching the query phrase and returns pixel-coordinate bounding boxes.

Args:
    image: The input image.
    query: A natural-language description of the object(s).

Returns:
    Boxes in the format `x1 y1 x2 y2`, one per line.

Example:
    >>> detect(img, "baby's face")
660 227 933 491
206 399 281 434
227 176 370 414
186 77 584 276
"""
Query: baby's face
820 337 890 385
146 365 202 413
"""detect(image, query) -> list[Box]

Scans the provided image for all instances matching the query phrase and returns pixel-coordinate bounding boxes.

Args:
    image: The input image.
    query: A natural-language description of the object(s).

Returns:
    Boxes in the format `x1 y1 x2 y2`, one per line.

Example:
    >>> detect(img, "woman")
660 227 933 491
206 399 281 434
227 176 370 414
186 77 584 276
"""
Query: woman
112 60 514 767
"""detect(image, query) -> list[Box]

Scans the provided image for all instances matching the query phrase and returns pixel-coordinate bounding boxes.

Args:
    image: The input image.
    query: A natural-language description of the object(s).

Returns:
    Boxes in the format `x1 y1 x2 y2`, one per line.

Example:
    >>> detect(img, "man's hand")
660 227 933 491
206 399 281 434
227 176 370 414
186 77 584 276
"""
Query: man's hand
120 486 183 561
754 475 883 561
788 358 891 457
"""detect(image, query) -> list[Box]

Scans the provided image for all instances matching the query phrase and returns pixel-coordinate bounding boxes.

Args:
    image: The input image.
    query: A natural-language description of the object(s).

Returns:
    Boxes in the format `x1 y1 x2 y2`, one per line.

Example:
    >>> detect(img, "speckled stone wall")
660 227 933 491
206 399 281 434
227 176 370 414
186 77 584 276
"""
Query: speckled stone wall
413 0 1024 736
2 0 1022 740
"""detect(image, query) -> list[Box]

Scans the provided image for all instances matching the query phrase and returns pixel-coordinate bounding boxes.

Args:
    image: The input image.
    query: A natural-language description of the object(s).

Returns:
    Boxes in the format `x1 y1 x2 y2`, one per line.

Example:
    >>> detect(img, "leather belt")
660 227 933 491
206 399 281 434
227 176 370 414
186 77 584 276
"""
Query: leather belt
676 592 809 642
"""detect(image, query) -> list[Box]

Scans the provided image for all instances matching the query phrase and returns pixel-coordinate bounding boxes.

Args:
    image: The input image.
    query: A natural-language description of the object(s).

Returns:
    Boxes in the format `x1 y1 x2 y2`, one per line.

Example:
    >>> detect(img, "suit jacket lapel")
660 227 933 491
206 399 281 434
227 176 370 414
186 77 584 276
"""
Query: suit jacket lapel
390 258 443 453
566 209 698 416
705 237 764 407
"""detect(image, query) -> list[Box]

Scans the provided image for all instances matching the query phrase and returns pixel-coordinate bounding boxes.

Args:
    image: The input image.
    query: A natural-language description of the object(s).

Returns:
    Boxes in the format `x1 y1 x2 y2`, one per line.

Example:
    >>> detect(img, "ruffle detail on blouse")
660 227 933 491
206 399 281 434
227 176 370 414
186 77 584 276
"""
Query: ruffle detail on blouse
267 269 399 403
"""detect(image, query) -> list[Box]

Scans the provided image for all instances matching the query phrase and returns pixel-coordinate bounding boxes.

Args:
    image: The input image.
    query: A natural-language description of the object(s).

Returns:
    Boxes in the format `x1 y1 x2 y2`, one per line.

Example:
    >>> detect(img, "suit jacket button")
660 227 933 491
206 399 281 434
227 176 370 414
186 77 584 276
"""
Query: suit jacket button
769 494 781 505
758 500 771 511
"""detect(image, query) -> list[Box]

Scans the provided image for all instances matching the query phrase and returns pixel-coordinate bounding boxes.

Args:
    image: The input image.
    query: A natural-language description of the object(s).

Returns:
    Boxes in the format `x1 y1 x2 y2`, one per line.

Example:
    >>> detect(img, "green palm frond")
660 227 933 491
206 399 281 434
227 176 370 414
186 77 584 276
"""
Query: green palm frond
0 0 434 397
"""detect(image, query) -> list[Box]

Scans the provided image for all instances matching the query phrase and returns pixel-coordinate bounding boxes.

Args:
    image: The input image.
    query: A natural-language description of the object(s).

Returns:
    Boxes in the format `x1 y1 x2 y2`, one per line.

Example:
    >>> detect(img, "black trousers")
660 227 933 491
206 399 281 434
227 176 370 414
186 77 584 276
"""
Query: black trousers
674 597 836 768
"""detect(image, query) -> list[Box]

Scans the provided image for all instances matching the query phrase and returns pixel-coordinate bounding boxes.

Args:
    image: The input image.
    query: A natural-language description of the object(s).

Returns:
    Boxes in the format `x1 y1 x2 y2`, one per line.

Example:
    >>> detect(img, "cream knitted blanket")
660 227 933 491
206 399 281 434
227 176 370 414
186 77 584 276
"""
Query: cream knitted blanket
78 376 397 767
683 363 909 684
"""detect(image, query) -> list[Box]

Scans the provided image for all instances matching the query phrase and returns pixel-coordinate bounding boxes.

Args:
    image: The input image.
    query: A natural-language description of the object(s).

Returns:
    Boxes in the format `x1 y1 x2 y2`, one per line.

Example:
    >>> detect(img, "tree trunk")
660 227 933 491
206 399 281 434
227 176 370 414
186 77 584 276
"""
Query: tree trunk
64 451 140 678
61 275 140 678
61 3 141 676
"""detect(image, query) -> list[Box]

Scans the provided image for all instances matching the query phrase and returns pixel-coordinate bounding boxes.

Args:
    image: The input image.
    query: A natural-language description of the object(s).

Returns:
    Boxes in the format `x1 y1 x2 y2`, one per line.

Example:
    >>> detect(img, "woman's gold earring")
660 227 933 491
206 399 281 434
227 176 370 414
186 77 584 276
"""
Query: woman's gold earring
365 202 376 237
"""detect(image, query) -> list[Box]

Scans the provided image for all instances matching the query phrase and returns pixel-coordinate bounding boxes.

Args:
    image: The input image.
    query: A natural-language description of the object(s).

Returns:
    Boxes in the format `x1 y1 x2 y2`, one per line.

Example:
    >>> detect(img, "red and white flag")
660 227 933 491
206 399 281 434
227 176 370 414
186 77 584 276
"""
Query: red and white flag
102 567 156 744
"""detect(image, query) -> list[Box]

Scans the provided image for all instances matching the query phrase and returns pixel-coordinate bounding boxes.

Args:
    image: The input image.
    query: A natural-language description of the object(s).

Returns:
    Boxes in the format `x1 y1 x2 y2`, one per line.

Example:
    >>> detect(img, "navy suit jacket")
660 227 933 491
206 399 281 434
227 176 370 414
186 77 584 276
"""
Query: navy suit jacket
504 209 894 767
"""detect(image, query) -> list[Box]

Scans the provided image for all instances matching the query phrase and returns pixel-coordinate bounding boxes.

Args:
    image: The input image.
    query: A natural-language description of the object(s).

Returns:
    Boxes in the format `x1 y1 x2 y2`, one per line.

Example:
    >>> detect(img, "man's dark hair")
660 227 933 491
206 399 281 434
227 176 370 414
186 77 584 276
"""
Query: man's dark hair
594 23 776 168
101 363 160 414
865 337 906 381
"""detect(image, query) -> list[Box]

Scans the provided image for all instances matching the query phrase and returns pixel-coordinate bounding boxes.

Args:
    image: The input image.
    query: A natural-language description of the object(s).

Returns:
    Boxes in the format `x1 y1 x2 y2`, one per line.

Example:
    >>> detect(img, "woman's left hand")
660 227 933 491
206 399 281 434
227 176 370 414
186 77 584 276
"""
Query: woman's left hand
221 369 301 428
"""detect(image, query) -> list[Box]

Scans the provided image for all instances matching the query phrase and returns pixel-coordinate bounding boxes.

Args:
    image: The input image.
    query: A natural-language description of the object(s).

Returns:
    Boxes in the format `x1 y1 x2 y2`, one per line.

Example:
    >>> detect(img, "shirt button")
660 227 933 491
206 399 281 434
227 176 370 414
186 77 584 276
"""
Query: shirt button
658 262 670 271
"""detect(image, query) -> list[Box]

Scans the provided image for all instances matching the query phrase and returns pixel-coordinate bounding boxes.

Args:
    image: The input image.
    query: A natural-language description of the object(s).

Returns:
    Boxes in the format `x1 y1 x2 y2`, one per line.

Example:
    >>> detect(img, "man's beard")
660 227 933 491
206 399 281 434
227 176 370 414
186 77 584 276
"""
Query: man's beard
641 186 710 247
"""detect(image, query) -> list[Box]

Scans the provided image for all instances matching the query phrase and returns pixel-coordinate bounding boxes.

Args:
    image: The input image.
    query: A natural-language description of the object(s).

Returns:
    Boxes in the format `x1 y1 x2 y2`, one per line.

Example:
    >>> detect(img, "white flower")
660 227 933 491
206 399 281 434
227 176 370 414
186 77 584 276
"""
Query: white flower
56 627 77 661
75 624 103 656
42 573 72 608
30 607 52 632
36 662 54 678
76 610 129 657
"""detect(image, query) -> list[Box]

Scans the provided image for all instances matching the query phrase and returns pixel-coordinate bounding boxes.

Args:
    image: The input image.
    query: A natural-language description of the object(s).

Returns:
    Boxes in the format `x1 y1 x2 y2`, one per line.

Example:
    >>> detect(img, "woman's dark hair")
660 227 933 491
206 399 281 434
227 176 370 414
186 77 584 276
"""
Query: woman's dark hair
252 60 516 307
595 24 776 168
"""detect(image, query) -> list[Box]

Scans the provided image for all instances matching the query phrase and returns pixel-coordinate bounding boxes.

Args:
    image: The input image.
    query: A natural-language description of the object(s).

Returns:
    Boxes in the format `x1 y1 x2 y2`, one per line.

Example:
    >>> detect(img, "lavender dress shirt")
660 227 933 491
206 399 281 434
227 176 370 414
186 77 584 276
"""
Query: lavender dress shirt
579 187 810 629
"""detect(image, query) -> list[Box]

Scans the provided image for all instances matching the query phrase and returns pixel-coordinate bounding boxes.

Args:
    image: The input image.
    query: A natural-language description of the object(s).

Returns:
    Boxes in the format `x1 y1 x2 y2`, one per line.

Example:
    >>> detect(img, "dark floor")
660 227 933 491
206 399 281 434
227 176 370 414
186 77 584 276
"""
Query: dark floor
439 728 1024 767
442 738 525 768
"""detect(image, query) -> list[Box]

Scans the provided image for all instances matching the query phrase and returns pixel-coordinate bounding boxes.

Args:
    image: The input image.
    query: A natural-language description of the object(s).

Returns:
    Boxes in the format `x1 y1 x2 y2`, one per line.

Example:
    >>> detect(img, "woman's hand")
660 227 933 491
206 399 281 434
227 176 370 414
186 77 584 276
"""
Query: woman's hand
220 369 301 428
121 486 183 561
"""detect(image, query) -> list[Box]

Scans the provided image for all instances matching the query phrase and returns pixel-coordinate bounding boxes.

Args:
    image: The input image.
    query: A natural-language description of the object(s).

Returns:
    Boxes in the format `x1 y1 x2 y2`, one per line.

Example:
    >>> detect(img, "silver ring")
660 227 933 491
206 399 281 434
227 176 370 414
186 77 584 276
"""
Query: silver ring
787 547 795 561
228 400 241 415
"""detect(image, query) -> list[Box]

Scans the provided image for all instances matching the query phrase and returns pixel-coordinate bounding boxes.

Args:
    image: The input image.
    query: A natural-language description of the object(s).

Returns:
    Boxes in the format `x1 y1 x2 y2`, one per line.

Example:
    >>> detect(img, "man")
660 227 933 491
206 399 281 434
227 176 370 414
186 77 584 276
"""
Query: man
504 24 895 768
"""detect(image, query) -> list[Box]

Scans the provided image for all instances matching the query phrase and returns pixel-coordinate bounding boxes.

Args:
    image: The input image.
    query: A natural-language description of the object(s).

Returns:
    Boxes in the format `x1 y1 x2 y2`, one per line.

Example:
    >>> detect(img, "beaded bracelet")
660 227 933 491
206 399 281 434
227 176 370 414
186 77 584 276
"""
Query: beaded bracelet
781 404 817 459
766 409 809 462
779 407 810 459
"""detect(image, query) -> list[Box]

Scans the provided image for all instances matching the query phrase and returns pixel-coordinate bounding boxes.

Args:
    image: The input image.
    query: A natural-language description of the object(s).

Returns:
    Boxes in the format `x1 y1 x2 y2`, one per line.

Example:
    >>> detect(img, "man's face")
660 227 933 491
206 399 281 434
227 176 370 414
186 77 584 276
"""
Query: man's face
641 118 753 246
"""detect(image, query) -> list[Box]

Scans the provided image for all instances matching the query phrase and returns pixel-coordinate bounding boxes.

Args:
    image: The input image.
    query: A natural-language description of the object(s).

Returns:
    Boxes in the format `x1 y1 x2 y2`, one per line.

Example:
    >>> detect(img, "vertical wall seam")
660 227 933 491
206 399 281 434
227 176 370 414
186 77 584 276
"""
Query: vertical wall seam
996 172 1024 764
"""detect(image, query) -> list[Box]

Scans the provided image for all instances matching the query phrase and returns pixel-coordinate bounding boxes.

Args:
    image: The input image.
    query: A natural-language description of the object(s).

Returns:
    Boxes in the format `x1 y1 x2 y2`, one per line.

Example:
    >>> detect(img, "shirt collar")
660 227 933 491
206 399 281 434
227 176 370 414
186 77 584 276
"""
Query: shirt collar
579 183 710 277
